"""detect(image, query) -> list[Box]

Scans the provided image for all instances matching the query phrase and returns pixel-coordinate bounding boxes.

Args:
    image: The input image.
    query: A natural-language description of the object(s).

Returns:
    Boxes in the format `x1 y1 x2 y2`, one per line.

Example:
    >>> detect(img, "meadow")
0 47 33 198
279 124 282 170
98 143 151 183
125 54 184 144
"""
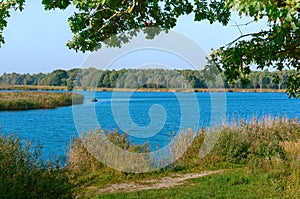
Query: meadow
1 117 300 198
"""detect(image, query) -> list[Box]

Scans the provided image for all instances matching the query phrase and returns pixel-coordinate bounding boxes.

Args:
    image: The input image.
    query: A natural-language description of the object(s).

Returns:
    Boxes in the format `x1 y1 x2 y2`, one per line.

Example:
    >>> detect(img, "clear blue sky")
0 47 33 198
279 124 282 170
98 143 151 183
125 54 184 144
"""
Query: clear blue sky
0 1 268 75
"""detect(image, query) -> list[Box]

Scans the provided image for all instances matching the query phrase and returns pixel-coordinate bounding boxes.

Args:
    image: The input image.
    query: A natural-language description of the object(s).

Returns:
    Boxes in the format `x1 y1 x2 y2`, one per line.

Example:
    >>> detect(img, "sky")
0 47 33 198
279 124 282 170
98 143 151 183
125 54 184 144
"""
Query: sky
0 1 268 75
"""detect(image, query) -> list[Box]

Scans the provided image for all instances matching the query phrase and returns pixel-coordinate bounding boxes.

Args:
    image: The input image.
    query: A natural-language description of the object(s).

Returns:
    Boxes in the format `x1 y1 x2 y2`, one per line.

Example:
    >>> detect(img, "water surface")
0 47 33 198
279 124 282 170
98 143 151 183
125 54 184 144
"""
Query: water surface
0 92 299 160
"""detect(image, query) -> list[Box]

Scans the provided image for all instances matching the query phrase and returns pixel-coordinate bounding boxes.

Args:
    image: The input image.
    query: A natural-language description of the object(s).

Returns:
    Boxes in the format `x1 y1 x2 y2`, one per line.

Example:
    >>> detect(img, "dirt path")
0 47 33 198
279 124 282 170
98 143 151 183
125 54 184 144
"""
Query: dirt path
84 170 224 197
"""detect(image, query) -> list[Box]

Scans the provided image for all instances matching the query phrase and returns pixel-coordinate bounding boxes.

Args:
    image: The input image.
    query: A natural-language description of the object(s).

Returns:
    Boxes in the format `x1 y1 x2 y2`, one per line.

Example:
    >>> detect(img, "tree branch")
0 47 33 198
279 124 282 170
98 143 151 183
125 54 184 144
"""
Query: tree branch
96 0 136 33
228 20 255 27
231 21 243 36
226 33 257 47
226 31 270 47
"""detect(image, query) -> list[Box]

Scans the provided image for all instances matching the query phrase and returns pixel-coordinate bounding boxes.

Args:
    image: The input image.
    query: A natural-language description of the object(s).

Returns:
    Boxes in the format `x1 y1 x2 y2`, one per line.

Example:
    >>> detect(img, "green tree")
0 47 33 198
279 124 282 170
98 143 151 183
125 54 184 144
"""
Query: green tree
31 73 46 85
45 69 68 86
66 68 80 90
101 70 111 87
109 70 119 88
1 0 300 95
210 0 300 97
0 72 24 85
0 0 25 47
23 73 33 85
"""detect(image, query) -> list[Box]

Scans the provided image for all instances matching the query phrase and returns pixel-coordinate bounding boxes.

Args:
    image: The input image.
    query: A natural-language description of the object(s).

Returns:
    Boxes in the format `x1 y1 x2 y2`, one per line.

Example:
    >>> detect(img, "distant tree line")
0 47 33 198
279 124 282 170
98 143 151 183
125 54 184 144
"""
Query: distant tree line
0 68 294 90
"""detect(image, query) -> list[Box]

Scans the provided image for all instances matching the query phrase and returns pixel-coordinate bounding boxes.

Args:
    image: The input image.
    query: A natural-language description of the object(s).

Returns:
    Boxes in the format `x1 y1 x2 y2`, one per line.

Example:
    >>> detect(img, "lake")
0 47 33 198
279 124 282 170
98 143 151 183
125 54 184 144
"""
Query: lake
0 92 299 161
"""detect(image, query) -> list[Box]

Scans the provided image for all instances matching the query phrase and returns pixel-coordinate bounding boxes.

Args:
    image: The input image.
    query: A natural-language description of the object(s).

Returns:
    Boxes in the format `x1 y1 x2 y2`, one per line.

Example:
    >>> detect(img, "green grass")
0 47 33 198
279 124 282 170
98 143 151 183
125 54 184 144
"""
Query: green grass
70 117 300 198
2 117 300 198
0 134 74 199
94 169 288 199
0 91 83 110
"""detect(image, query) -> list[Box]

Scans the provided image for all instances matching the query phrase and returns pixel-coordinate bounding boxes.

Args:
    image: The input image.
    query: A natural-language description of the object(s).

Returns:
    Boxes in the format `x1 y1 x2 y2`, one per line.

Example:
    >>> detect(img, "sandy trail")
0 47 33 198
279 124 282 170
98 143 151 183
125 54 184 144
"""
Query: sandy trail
83 170 224 197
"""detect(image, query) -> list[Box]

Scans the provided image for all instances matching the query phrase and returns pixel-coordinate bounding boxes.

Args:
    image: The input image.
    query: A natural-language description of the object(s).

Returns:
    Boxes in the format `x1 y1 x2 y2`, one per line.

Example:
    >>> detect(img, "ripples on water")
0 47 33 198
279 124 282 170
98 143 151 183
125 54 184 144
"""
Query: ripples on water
0 92 299 160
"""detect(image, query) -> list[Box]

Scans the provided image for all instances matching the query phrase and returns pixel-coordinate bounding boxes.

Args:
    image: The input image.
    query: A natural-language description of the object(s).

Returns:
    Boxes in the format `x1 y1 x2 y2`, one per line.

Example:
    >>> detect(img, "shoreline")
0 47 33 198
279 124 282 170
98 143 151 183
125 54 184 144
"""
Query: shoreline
90 87 286 93
0 85 286 93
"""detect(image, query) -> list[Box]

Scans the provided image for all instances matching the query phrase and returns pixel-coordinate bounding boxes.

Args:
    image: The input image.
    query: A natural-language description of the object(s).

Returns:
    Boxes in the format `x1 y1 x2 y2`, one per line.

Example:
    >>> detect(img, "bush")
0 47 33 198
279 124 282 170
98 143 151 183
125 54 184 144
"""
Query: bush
215 117 300 164
0 134 73 199
172 117 300 169
67 129 150 173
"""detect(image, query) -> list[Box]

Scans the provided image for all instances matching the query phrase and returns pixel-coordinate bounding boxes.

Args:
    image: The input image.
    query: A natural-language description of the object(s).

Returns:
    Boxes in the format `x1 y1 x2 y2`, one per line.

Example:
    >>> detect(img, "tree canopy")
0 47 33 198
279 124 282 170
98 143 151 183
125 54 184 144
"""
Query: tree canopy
0 0 299 96
0 68 294 91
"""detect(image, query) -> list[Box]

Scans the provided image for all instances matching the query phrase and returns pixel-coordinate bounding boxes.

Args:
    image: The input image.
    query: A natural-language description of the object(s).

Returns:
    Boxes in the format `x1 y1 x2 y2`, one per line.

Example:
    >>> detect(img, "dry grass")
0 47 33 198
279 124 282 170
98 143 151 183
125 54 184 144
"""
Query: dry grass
65 117 300 197
2 109 300 198
0 84 67 90
68 129 150 173
67 117 300 173
280 140 300 161
0 91 83 110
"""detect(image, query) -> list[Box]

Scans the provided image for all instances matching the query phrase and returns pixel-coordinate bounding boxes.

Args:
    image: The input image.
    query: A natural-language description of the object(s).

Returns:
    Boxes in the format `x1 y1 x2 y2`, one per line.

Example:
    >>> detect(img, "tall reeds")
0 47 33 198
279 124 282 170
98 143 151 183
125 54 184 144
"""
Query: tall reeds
0 92 83 110
0 134 73 198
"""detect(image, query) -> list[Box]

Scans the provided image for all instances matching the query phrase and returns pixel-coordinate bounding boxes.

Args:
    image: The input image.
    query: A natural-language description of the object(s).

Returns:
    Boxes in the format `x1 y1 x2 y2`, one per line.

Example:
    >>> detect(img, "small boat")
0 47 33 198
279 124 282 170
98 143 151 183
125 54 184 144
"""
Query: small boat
91 98 98 102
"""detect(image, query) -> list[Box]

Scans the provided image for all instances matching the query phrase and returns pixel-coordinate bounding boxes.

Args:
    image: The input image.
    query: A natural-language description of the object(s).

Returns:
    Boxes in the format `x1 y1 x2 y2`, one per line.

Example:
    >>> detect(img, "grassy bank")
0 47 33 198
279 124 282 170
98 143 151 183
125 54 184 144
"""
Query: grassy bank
0 84 67 91
0 135 74 198
0 92 84 110
68 117 300 198
95 169 287 198
1 117 300 198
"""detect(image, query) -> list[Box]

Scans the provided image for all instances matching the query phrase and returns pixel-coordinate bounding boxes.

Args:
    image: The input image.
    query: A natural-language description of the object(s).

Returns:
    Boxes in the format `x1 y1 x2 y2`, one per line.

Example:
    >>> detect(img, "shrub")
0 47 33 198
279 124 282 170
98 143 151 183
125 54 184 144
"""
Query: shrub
215 117 300 164
0 134 73 199
67 129 150 173
172 117 300 168
66 118 300 197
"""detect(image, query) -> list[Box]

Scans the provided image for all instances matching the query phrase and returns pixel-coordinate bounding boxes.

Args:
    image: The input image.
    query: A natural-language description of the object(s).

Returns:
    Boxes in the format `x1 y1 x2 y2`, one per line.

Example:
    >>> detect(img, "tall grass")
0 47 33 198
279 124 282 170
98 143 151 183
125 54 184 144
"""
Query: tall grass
65 117 300 197
3 117 300 198
168 117 298 164
214 117 300 163
68 117 300 172
174 117 300 197
68 129 150 173
0 84 67 91
0 134 73 199
0 92 83 110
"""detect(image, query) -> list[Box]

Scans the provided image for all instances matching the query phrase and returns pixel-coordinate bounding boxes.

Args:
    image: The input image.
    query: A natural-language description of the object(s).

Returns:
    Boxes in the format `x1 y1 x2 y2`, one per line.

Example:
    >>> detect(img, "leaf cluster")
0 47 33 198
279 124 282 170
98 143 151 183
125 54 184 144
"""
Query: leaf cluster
212 0 300 96
0 0 25 47
1 0 300 95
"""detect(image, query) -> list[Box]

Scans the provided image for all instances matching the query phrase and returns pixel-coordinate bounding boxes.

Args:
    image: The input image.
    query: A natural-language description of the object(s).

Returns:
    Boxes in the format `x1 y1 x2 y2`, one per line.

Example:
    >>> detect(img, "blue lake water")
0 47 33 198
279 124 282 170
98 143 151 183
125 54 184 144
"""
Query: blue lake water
0 92 299 161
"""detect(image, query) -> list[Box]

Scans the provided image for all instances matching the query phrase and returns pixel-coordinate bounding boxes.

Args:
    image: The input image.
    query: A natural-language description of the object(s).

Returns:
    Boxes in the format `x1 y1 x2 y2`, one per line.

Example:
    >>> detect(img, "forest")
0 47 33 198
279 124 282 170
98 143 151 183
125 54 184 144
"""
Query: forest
0 68 294 90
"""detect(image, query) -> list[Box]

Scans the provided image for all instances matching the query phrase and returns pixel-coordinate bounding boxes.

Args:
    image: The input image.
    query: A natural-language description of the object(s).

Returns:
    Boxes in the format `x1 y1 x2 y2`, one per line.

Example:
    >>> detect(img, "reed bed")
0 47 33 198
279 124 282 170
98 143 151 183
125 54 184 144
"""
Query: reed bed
67 117 300 172
0 92 83 110
0 135 74 198
68 117 300 170
0 84 67 90
2 117 300 198
67 117 300 197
